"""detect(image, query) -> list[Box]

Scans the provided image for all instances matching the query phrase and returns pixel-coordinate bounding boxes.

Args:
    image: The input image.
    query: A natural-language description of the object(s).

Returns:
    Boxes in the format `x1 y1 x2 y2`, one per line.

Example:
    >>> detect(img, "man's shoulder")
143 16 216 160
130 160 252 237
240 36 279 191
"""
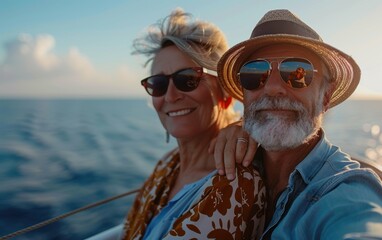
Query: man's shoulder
300 145 382 199
309 165 382 201
306 139 357 176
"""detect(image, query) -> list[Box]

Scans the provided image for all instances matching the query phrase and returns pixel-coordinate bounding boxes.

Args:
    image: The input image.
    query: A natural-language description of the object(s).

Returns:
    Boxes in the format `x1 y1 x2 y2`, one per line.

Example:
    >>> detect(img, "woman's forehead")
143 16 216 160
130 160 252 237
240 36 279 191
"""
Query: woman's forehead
151 45 197 75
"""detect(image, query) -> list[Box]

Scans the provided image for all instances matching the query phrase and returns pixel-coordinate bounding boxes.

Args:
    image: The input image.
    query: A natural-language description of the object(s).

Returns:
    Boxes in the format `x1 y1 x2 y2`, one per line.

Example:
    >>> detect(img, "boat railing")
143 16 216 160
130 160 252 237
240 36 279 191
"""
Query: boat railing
0 188 140 240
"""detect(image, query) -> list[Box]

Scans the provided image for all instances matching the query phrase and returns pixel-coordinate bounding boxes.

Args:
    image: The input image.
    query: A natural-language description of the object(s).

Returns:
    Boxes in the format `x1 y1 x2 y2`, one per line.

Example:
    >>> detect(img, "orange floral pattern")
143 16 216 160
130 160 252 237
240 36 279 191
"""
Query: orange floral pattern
121 148 266 240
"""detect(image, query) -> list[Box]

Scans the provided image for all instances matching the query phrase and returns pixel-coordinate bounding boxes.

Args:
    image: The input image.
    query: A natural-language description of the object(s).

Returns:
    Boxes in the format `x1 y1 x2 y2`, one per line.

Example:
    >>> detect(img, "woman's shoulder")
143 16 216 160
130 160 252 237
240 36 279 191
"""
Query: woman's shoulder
162 148 179 160
235 163 262 179
201 164 265 200
209 164 262 185
154 148 180 168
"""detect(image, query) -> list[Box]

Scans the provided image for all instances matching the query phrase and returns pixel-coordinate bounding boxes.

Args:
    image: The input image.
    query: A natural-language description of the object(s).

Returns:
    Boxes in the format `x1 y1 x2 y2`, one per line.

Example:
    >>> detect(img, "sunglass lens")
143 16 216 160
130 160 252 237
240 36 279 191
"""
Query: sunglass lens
145 76 168 97
173 68 201 92
279 58 314 88
239 60 270 90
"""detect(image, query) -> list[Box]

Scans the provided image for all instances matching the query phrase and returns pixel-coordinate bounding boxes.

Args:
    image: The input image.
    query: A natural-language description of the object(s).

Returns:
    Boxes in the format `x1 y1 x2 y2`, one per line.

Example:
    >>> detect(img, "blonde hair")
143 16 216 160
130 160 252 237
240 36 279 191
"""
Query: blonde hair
132 8 228 72
133 8 239 125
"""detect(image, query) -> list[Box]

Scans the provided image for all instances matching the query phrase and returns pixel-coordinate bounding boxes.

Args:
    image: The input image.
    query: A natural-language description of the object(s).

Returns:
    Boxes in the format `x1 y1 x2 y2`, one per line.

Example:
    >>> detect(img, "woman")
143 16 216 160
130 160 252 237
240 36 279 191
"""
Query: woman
121 9 265 240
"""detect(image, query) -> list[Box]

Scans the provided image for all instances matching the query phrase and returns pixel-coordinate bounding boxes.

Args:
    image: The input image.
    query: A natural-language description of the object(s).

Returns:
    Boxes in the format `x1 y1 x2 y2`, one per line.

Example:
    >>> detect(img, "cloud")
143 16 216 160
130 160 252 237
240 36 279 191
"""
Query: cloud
0 34 95 81
0 34 144 98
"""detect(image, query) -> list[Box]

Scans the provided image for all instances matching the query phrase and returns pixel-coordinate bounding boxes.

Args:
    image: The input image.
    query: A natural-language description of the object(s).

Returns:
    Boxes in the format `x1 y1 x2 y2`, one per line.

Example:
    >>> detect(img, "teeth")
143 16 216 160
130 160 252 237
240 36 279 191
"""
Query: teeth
168 109 192 117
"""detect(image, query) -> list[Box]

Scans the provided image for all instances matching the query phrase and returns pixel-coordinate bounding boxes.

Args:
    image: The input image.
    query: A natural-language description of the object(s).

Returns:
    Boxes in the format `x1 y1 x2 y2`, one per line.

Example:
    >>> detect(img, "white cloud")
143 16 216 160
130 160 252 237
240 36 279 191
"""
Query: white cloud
0 34 95 81
0 34 145 98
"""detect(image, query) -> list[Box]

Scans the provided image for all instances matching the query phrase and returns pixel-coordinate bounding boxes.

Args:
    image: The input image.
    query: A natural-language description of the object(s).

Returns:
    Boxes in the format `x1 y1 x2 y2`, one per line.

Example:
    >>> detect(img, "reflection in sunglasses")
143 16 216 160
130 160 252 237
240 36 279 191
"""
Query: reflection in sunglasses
238 57 317 90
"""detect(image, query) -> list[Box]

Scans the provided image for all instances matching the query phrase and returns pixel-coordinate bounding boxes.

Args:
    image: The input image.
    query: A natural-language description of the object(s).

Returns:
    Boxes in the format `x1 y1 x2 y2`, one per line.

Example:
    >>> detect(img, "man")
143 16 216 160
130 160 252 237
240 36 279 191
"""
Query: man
215 9 382 239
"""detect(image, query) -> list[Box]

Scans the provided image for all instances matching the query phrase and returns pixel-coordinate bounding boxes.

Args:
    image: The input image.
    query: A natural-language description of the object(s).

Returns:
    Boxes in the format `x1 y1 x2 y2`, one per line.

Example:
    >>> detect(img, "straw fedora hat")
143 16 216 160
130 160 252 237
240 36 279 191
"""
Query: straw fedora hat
217 9 361 108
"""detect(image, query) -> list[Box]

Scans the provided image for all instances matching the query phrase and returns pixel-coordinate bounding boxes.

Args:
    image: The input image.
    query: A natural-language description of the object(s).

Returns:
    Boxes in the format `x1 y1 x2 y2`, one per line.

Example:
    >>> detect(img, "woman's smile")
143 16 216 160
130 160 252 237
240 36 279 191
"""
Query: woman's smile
166 108 196 117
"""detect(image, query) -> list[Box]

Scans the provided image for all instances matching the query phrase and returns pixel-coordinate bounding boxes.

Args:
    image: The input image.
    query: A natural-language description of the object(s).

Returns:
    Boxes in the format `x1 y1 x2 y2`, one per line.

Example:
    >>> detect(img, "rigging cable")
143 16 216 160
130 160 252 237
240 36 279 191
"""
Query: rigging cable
0 188 140 240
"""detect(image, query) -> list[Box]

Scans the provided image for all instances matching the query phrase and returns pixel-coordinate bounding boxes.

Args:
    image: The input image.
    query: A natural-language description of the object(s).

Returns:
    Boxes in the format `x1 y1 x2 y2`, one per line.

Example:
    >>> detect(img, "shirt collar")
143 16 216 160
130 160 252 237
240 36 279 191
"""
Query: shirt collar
253 129 331 185
294 129 331 185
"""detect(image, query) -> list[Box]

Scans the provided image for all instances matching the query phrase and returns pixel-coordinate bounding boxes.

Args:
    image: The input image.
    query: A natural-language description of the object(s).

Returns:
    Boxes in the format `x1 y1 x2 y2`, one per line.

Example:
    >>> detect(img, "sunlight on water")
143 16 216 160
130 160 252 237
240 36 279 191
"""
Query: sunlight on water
377 146 382 155
364 124 382 162
371 125 381 136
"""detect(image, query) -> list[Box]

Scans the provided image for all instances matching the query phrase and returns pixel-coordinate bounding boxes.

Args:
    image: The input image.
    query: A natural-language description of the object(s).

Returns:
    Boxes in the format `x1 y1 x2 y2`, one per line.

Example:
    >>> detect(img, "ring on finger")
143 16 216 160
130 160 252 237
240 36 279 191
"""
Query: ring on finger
237 137 248 144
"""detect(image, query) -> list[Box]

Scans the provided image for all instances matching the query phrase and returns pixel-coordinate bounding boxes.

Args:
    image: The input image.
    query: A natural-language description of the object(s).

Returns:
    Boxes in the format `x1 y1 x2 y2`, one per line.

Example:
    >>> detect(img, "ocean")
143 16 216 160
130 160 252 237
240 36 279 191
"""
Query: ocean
0 99 381 239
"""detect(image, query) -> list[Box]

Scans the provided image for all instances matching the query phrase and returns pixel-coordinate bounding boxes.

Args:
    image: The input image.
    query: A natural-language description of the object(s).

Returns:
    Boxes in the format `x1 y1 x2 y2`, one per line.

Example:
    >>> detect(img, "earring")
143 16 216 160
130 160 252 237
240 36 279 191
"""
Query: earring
220 96 232 109
166 131 170 143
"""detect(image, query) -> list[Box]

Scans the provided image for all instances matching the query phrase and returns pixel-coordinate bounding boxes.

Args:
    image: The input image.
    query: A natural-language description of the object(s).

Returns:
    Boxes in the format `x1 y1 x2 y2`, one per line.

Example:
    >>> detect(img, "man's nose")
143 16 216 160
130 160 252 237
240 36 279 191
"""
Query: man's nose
263 62 288 96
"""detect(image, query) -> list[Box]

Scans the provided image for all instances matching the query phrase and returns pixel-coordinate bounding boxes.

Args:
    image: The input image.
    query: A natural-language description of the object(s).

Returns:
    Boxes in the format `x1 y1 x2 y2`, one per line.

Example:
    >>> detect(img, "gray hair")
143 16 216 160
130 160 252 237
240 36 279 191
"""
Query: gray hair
132 8 228 71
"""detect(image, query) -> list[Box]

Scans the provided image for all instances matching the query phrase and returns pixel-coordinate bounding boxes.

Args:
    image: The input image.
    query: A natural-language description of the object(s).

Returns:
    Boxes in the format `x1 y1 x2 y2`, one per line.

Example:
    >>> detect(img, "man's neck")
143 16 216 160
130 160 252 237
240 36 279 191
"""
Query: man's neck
263 132 321 191
262 131 322 223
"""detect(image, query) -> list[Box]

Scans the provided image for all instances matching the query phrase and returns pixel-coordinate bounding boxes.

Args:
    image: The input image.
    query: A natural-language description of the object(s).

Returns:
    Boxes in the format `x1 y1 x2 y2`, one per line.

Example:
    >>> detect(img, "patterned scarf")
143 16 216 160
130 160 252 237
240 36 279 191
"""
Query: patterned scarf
121 148 266 239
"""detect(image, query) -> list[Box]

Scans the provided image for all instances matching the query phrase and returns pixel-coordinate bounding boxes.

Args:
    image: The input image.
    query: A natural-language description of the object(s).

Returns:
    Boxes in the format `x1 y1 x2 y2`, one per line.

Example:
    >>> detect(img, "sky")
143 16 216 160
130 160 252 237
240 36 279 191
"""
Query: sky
1 0 382 99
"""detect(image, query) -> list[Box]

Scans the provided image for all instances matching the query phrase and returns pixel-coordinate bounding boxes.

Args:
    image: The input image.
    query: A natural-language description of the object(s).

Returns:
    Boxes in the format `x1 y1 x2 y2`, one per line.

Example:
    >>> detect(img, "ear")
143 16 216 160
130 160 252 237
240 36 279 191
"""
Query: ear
322 83 335 112
220 96 233 109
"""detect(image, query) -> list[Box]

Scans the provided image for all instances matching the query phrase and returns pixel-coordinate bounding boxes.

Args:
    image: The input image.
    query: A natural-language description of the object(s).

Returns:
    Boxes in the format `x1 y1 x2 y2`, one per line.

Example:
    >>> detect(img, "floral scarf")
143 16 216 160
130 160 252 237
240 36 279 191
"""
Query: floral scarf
121 148 266 239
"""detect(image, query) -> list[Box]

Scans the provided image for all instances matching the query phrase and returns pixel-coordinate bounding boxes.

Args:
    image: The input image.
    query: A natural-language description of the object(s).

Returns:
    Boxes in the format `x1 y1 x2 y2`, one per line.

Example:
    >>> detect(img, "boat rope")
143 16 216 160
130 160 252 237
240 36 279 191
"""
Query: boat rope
0 188 140 240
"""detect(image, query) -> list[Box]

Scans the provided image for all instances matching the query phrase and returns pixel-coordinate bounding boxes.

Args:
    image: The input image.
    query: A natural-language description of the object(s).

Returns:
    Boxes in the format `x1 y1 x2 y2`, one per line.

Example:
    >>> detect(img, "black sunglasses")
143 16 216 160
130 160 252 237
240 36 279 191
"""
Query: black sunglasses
238 57 317 90
141 67 217 97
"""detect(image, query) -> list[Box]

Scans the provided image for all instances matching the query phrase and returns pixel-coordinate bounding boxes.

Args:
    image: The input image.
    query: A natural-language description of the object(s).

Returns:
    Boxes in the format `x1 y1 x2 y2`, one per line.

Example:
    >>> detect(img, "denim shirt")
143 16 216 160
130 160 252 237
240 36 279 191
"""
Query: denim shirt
257 131 382 240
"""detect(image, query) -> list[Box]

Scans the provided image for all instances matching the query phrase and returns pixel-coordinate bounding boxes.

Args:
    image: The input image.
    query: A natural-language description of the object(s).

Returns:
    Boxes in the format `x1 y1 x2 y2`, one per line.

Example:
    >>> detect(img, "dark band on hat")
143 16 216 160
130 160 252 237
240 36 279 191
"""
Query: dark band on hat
251 20 321 40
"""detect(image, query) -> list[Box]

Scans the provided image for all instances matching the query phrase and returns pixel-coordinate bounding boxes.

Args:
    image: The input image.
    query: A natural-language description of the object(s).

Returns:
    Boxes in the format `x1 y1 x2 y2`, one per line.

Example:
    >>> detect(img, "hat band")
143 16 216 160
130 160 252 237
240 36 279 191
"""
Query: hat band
250 20 321 40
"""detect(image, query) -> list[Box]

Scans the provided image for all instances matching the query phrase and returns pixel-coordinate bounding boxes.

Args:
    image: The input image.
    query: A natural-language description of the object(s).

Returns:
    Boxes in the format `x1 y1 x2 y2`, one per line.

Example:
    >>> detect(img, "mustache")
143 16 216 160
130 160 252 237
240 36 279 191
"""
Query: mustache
248 96 306 112
243 95 320 151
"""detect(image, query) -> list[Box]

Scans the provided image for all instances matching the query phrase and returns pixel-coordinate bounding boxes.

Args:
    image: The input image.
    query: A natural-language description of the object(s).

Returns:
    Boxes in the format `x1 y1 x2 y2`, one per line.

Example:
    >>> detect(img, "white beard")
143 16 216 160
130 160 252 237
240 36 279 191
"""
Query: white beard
243 96 323 151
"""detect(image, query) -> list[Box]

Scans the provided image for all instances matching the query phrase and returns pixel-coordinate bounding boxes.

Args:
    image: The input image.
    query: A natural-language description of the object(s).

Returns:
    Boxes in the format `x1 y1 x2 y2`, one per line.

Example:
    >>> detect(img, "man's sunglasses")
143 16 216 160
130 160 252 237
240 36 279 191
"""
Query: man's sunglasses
141 67 217 97
238 57 317 90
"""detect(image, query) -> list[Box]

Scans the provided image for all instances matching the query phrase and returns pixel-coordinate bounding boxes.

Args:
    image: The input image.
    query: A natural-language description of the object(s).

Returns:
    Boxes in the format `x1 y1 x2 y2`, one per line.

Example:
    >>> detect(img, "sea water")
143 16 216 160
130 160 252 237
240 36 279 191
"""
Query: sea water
0 99 381 239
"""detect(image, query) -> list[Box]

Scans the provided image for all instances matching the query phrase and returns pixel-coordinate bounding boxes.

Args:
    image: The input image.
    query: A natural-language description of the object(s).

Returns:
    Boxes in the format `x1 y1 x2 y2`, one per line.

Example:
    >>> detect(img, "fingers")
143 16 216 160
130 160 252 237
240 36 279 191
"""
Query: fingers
213 122 241 179
235 136 249 164
242 137 258 167
213 120 254 181
221 123 246 180
223 137 236 180
212 137 226 176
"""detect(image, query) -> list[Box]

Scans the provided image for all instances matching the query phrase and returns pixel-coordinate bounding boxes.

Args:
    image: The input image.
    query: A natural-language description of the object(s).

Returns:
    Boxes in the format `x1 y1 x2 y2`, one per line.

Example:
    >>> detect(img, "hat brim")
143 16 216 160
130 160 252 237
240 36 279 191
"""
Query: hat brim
217 35 361 108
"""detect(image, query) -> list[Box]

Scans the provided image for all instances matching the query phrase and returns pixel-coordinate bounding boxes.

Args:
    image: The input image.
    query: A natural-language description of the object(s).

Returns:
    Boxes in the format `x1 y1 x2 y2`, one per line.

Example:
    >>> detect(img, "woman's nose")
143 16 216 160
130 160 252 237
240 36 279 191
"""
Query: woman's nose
164 78 183 102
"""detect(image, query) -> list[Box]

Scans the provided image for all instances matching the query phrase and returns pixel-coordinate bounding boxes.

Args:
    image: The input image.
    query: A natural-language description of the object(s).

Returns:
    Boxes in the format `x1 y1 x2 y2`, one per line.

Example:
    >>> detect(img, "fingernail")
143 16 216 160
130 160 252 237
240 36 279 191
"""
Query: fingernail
227 173 234 180
218 169 225 175
243 161 249 167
